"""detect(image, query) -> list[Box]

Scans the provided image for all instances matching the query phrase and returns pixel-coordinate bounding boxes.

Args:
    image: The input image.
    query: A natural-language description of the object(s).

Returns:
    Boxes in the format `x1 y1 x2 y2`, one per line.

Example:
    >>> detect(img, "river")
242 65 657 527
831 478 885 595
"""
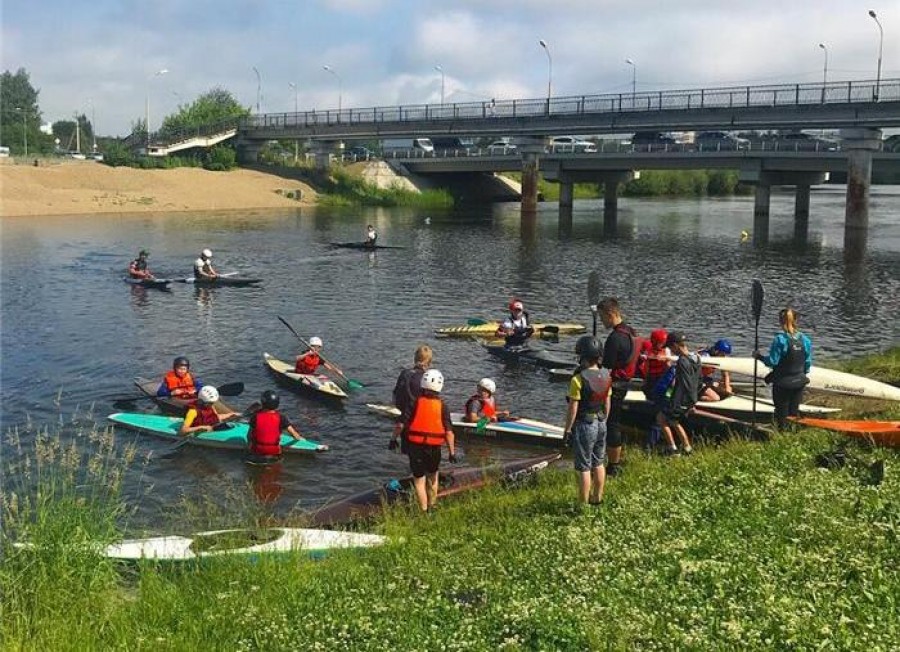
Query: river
2 186 899 526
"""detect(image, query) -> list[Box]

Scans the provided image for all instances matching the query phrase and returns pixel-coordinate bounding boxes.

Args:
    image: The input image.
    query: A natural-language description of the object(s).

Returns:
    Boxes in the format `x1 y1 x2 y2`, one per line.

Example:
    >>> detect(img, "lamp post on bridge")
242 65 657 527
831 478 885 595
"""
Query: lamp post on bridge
818 43 828 104
322 65 343 113
289 82 299 163
538 39 552 102
252 67 261 113
434 65 445 105
145 68 168 148
868 10 883 100
625 58 636 106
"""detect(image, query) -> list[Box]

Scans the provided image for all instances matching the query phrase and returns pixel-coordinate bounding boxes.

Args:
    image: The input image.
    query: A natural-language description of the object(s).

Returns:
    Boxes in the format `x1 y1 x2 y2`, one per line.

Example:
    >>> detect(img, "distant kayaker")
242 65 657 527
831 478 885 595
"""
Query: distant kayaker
246 390 305 463
194 248 218 280
496 299 535 348
178 386 239 436
463 378 510 423
754 308 812 428
597 297 640 476
654 331 701 455
365 224 378 247
396 369 457 513
562 336 611 505
294 337 339 376
698 339 734 402
390 345 433 452
128 249 154 280
157 356 203 399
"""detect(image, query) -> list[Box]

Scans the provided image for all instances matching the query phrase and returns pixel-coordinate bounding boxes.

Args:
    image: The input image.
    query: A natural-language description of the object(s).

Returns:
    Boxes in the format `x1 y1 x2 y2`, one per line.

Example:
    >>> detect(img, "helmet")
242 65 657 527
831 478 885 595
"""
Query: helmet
575 335 602 359
173 356 190 369
201 248 213 258
666 331 687 348
713 339 733 355
478 378 496 395
509 300 524 312
139 249 149 257
650 329 668 346
198 385 219 404
420 369 445 393
260 389 280 410
309 336 323 347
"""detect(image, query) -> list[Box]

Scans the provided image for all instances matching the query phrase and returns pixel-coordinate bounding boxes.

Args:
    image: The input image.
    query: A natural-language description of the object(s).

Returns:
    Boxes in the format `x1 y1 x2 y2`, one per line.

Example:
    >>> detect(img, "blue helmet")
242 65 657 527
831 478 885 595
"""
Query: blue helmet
712 339 733 355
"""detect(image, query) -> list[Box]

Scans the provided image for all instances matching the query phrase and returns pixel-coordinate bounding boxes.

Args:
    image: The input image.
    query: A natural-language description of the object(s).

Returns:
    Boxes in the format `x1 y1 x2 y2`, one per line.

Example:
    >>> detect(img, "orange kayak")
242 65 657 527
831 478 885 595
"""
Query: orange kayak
793 417 900 447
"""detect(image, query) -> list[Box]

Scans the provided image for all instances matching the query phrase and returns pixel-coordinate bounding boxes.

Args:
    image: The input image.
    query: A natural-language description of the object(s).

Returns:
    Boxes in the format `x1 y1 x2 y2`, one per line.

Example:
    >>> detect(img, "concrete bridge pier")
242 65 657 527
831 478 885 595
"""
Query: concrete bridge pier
235 140 263 164
794 184 811 242
842 128 882 261
516 137 546 214
311 140 343 169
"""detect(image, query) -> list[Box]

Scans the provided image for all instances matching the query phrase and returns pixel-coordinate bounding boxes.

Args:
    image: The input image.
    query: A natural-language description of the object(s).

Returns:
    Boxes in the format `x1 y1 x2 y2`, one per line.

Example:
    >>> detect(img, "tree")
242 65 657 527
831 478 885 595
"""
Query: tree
52 114 94 153
158 87 249 140
0 68 45 155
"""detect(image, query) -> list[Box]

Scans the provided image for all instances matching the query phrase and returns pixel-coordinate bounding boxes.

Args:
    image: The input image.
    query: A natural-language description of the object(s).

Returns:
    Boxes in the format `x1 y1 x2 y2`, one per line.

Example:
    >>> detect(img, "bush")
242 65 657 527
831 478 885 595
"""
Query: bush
203 145 236 171
100 142 134 168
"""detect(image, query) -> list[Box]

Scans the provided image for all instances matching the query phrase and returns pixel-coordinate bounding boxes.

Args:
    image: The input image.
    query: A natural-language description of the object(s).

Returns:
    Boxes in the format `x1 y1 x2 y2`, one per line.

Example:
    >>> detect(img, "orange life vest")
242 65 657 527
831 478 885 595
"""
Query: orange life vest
295 352 320 375
465 394 496 418
187 403 220 427
164 370 197 396
249 410 282 456
406 395 448 446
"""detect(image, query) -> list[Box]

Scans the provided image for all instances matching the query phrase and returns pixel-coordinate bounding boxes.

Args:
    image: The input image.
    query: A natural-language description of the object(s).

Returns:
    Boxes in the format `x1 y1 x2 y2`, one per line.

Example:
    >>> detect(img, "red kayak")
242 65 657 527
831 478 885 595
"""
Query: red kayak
793 417 900 447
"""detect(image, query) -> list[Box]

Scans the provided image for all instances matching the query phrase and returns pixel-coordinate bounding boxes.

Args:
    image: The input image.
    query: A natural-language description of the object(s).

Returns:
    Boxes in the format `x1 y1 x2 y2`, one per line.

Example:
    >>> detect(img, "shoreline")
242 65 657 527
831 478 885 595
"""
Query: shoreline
0 159 317 218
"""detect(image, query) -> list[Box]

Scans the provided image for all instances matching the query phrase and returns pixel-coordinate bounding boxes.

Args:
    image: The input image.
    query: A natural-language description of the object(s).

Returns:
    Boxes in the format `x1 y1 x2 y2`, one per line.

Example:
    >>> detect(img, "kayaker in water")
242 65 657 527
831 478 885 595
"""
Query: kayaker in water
128 250 154 280
496 299 535 348
246 390 305 463
597 297 640 476
193 248 219 280
638 328 673 451
754 308 812 428
390 345 433 452
396 369 457 513
654 332 701 455
364 224 377 247
463 378 510 423
698 339 734 402
294 337 339 376
178 386 239 436
156 356 203 399
563 336 612 505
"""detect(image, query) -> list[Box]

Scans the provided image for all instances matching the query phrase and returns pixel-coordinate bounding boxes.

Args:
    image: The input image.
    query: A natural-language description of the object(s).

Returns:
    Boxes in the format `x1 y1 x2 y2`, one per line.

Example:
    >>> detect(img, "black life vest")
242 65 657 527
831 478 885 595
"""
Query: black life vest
669 353 702 412
772 335 809 389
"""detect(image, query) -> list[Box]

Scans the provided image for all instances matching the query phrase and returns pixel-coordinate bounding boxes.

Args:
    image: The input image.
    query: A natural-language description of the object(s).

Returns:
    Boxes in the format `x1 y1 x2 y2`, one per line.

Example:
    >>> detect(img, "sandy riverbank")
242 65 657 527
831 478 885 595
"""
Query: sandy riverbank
0 159 317 217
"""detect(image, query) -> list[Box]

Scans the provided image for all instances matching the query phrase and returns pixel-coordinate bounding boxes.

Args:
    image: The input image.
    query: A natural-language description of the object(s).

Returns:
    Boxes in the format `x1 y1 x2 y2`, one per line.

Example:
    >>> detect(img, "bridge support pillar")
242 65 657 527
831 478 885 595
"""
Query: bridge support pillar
559 181 574 213
794 184 810 241
517 138 546 214
604 181 619 231
311 140 343 170
753 182 771 247
842 128 881 261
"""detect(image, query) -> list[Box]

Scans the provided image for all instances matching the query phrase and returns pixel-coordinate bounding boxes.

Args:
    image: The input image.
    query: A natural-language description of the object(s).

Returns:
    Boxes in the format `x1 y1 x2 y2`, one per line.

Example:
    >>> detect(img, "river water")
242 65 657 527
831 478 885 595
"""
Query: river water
2 187 899 525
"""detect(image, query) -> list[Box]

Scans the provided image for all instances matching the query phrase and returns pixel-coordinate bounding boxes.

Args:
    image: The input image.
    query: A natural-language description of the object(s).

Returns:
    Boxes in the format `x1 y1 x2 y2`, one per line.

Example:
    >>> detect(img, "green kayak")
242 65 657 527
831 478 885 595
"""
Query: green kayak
107 412 328 454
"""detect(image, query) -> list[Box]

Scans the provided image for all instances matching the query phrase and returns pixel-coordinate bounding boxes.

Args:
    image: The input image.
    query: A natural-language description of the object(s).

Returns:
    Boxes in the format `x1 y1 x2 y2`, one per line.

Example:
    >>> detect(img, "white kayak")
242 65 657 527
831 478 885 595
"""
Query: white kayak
699 357 900 402
623 391 839 417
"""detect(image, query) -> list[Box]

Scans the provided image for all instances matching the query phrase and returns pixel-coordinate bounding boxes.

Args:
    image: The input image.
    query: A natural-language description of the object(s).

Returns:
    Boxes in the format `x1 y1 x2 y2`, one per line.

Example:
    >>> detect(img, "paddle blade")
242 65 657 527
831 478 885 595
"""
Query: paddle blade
216 381 245 397
467 318 489 326
476 417 490 433
587 271 601 307
347 379 365 390
751 279 764 321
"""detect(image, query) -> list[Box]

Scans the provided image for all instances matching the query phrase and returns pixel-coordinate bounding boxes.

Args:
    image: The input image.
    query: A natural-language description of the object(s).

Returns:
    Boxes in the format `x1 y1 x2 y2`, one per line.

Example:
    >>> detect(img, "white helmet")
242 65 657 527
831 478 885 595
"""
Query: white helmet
198 385 219 404
478 378 496 395
420 369 445 393
309 336 323 347
201 248 213 258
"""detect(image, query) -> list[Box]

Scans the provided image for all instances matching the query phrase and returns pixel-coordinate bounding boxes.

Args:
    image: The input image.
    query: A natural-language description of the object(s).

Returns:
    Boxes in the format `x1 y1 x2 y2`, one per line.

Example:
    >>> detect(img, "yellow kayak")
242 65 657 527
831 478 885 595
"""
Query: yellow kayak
435 322 585 338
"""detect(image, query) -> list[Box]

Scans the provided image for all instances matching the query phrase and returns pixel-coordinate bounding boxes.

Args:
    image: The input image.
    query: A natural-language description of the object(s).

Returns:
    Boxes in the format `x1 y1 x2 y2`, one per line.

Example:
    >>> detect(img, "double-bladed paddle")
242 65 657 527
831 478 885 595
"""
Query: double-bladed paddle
277 316 364 390
111 381 245 409
588 271 601 337
161 401 261 456
750 279 765 425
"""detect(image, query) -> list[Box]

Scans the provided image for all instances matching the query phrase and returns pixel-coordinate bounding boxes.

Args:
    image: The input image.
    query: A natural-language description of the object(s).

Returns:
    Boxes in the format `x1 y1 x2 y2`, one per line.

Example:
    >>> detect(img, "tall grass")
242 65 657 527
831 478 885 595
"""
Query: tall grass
314 167 453 208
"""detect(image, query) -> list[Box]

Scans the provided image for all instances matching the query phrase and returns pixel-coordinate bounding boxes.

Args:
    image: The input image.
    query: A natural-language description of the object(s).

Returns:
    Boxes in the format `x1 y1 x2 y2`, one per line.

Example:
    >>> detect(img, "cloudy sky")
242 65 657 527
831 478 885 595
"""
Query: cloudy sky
2 0 897 136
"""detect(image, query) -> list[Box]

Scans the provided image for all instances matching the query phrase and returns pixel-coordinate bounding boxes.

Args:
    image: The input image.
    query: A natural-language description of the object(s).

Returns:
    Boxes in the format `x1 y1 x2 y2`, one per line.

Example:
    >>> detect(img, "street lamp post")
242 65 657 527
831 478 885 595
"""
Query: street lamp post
252 67 261 113
434 65 445 105
868 10 883 100
322 65 343 113
625 58 636 105
538 39 552 101
15 107 27 157
818 43 828 104
289 82 299 163
145 68 168 147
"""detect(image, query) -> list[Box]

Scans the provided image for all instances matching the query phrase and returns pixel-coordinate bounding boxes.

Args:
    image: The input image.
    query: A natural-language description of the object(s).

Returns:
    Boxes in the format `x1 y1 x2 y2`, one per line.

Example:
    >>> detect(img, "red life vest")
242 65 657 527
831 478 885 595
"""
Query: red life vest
646 346 671 381
611 324 642 382
295 352 321 375
188 403 220 427
249 410 283 456
165 370 197 396
465 394 496 418
406 395 448 446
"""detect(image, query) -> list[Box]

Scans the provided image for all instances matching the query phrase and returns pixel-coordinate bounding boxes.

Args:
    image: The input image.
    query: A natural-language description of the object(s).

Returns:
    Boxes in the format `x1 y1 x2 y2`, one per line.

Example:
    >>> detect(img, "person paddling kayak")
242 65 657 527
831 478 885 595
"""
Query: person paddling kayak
463 378 510 423
496 299 535 348
294 337 340 376
157 356 203 399
365 224 378 247
193 248 219 280
128 249 154 280
246 390 306 463
178 386 239 436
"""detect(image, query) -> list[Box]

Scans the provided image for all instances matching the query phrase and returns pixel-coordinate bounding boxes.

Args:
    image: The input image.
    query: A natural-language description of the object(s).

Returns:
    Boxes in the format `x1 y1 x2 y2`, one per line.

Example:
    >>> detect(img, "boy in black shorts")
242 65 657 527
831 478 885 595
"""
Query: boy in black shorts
654 332 701 455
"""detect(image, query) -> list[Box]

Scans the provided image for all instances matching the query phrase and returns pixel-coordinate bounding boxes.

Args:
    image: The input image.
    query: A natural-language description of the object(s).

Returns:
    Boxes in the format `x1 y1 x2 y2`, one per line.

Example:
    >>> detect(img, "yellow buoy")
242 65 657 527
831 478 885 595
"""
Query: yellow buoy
740 230 750 242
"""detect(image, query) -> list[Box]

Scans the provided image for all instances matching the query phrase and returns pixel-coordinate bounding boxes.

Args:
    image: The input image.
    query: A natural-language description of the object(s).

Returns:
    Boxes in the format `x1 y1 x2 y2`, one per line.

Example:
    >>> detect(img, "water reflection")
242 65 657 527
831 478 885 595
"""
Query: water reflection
247 461 285 504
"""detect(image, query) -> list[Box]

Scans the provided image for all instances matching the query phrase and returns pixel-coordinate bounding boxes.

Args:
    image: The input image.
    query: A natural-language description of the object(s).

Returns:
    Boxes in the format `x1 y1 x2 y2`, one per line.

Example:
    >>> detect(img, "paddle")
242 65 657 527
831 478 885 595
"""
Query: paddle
467 318 489 326
277 316 364 390
174 271 241 283
588 271 601 336
111 381 245 409
750 279 765 425
692 406 773 439
161 401 261 456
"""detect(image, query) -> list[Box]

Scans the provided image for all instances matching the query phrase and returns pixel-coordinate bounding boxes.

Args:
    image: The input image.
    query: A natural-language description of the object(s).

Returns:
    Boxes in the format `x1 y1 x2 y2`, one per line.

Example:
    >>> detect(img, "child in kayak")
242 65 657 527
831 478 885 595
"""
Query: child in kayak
654 332 701 455
463 378 510 424
698 339 734 402
193 248 218 280
246 390 306 463
157 356 203 399
496 299 535 348
178 386 239 436
128 250 154 280
294 337 339 376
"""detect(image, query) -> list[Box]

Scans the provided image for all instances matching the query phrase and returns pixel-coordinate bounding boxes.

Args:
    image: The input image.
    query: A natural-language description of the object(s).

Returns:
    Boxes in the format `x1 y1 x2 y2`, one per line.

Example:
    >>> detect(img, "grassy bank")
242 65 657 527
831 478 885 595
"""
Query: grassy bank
2 357 899 649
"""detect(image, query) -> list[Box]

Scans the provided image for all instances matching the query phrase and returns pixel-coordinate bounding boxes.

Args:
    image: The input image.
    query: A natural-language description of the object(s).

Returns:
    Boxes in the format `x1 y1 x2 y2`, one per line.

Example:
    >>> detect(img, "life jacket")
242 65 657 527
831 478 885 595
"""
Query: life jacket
465 394 496 419
771 334 808 389
668 353 702 412
129 259 148 277
406 394 447 446
188 402 220 427
642 346 671 397
164 370 197 396
574 367 611 420
249 410 283 457
295 351 321 375
610 323 642 382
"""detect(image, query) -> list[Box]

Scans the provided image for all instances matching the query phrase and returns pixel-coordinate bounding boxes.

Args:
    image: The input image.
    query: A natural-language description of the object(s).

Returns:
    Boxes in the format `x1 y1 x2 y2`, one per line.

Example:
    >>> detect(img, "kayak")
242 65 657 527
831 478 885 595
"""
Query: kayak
123 277 171 290
699 357 900 402
263 353 348 401
480 340 577 369
330 242 406 250
107 412 328 453
133 376 239 416
621 390 839 420
177 276 262 287
436 322 586 338
792 417 900 446
366 403 566 446
307 453 561 527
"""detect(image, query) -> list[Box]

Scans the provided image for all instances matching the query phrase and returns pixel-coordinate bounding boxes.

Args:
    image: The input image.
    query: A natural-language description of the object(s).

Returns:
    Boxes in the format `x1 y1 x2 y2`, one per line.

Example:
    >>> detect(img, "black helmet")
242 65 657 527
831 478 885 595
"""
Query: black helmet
575 335 601 359
173 356 190 369
261 389 280 410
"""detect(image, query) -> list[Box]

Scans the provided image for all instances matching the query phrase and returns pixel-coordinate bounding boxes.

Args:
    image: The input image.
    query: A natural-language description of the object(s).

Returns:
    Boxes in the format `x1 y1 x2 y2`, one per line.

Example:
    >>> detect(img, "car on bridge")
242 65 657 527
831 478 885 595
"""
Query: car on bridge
762 131 839 152
487 140 517 154
694 131 750 151
548 136 597 153
629 132 680 151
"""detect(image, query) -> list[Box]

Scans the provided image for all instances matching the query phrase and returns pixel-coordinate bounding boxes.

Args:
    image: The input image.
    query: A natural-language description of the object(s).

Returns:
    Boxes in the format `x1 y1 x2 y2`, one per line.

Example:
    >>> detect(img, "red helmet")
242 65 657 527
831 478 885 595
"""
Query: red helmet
650 329 668 346
509 299 524 312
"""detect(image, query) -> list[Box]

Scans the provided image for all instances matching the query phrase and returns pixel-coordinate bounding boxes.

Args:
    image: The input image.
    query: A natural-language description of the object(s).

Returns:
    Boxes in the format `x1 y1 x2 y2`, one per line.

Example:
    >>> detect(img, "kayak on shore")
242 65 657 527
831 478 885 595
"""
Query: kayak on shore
436 321 586 338
263 353 348 402
792 417 900 447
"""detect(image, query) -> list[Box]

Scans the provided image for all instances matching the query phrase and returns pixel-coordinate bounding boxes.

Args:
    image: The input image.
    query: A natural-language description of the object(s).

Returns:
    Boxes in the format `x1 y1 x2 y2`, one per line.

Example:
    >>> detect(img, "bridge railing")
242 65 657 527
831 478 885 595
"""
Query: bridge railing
242 78 898 131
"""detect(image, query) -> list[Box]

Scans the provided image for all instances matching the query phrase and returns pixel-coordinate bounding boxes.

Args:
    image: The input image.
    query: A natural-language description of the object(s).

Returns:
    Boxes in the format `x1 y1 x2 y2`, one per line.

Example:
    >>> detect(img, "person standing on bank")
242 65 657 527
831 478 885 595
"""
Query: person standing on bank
194 248 218 280
597 298 640 477
754 308 812 428
389 345 433 453
563 336 612 505
128 250 154 280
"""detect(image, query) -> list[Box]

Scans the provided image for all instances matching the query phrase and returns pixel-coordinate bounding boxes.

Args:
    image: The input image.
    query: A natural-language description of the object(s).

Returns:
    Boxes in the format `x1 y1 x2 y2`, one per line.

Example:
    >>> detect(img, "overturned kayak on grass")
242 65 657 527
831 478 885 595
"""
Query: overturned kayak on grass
792 417 900 447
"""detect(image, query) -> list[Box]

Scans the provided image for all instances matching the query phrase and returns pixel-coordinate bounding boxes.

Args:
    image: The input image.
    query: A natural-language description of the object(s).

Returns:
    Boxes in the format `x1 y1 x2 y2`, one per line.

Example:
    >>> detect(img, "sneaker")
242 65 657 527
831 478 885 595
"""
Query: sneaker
606 463 623 476
663 447 681 457
682 446 694 456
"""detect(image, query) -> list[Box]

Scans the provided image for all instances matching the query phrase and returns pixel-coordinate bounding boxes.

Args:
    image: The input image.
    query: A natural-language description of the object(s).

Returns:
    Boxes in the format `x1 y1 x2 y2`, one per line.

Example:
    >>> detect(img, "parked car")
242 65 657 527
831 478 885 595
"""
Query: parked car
548 136 597 153
342 145 373 161
695 131 750 151
881 134 900 153
487 140 517 154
